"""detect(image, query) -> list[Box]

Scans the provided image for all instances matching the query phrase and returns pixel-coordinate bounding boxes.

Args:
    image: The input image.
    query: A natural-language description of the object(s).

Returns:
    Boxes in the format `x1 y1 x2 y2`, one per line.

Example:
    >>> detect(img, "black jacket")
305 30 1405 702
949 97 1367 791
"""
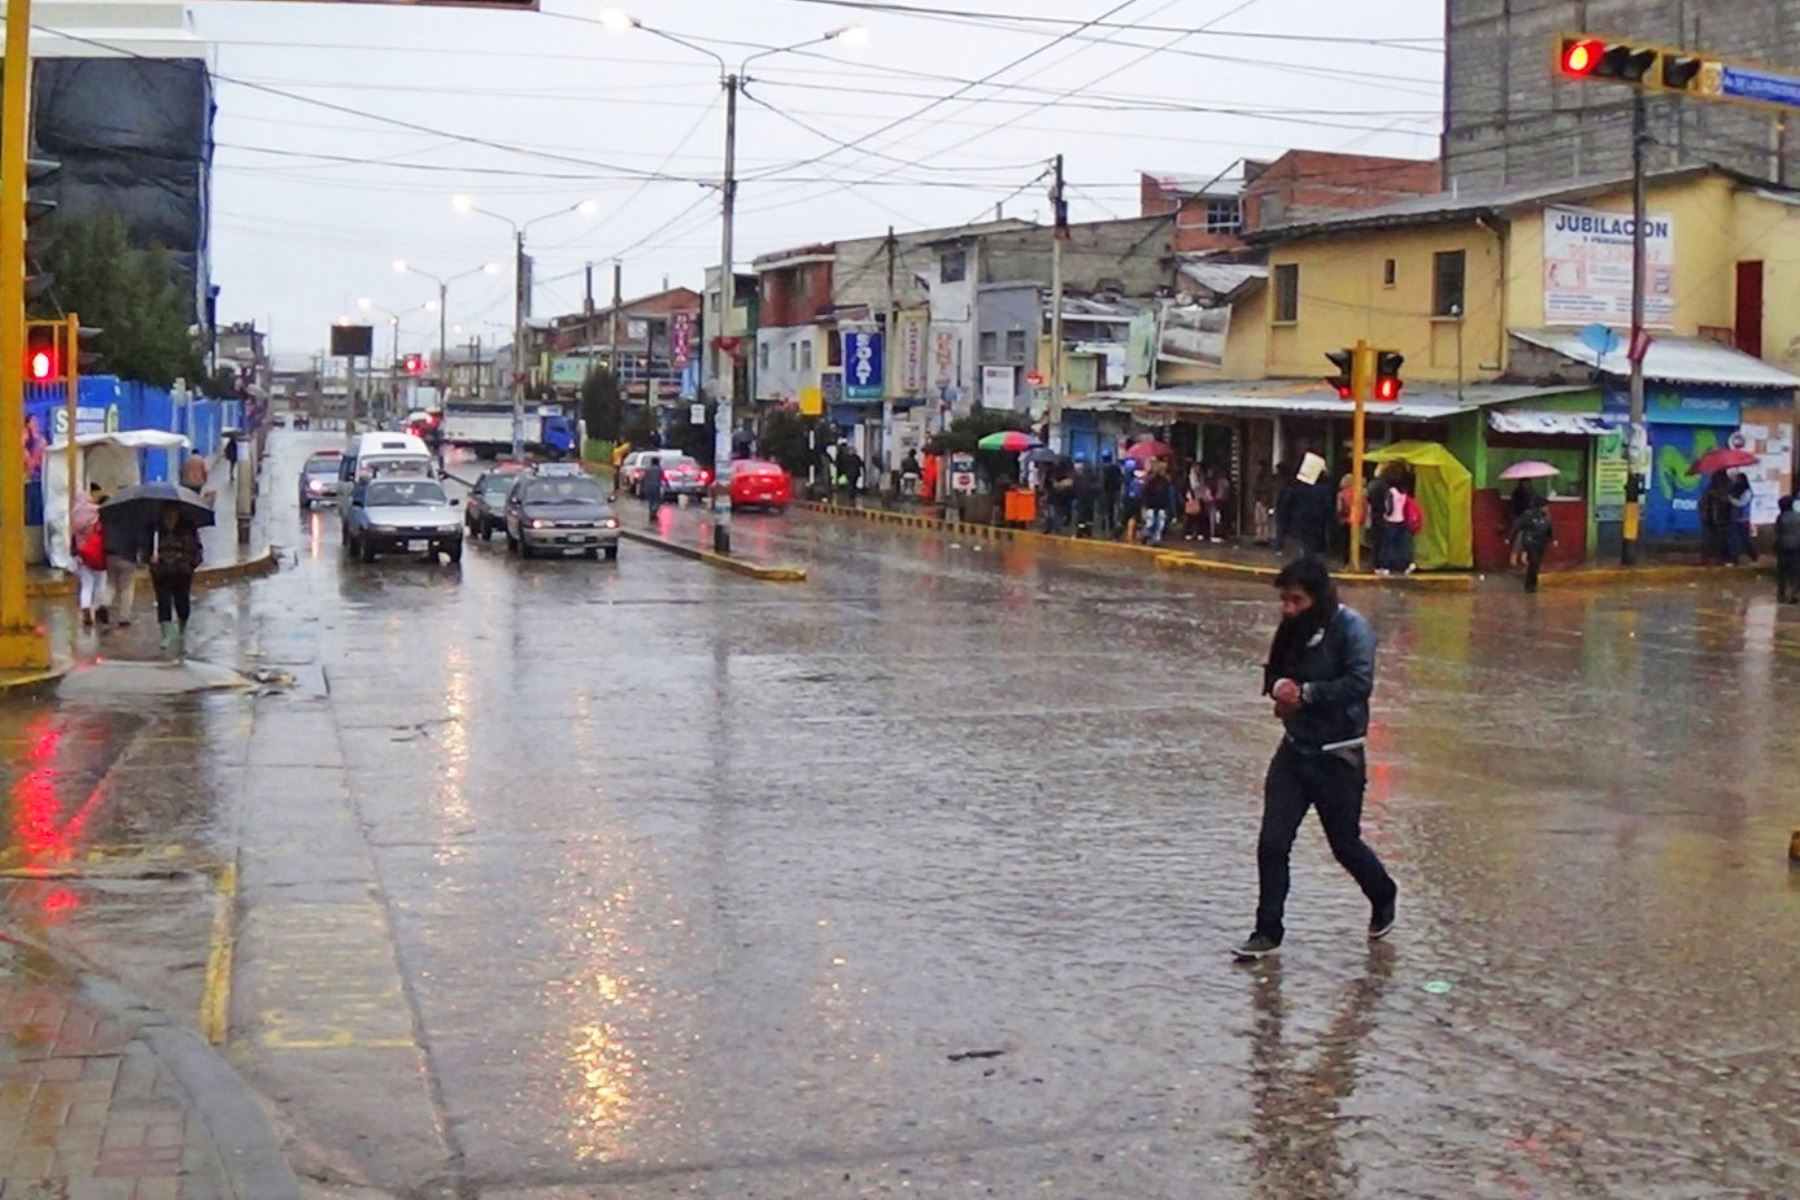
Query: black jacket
1264 605 1378 750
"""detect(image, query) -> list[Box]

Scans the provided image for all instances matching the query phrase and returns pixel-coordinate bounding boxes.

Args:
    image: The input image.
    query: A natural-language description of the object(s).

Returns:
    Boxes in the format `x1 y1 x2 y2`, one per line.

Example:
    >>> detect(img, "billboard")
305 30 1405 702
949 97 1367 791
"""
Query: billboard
842 329 883 399
1156 303 1231 368
1544 206 1674 327
330 324 373 358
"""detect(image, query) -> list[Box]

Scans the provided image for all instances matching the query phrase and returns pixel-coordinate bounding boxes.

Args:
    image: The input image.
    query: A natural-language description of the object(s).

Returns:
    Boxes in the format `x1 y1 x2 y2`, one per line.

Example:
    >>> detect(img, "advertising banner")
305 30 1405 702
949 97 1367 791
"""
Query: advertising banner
900 314 927 394
1156 303 1231 368
981 364 1015 409
843 330 884 399
1544 205 1674 327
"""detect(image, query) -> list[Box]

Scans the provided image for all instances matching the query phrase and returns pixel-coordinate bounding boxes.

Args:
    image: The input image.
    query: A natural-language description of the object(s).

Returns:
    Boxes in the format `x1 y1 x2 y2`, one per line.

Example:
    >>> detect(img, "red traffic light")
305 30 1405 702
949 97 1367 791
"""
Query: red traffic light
28 350 54 380
26 325 60 381
401 353 424 375
1562 38 1602 76
1374 377 1401 402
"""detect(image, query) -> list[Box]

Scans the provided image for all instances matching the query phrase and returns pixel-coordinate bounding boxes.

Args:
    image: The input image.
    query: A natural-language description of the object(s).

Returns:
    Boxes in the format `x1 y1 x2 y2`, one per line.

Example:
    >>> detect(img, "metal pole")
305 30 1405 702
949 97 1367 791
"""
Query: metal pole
1048 154 1066 454
511 228 526 459
438 281 448 404
1623 91 1649 566
609 260 622 380
713 72 739 555
63 316 78 548
389 319 400 422
1349 340 1373 575
0 0 48 670
882 225 896 490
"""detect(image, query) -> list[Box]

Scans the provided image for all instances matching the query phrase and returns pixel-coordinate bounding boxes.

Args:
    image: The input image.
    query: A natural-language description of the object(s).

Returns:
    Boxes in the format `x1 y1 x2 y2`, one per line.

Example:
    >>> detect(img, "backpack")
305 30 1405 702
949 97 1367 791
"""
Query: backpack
1403 493 1424 535
1519 507 1553 552
75 526 107 570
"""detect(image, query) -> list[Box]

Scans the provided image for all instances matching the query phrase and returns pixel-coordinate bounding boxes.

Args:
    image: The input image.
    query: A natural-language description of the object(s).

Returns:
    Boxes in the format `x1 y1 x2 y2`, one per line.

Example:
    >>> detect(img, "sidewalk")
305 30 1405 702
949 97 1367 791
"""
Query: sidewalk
26 458 276 600
0 936 299 1200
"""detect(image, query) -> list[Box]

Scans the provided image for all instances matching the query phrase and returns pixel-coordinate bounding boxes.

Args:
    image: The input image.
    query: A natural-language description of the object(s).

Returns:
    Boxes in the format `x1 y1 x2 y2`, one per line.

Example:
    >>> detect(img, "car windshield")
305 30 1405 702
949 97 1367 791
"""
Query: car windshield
523 479 606 506
304 458 338 474
481 478 517 497
365 480 447 507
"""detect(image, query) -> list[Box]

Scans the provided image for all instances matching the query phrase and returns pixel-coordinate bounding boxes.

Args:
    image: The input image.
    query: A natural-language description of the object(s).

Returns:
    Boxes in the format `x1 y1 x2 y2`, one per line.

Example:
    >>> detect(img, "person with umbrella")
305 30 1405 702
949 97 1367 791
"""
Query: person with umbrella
1699 469 1733 565
1728 470 1758 564
1775 493 1800 603
147 502 204 657
1509 495 1556 593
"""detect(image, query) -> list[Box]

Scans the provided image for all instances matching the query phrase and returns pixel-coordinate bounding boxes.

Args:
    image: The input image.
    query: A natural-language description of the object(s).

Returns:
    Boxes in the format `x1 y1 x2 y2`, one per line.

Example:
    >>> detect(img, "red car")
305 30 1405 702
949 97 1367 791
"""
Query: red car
729 460 792 512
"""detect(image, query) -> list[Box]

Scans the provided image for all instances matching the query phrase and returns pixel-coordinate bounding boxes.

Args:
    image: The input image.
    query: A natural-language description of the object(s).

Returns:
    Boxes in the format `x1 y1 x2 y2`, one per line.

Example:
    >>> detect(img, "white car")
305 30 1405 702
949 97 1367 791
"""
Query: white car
342 476 463 564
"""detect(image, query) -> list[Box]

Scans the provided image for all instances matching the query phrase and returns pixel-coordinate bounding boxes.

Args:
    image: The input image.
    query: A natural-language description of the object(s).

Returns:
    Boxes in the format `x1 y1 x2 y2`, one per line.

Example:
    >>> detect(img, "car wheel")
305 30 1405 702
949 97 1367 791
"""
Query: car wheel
445 540 463 565
603 545 618 562
585 547 600 561
483 521 494 542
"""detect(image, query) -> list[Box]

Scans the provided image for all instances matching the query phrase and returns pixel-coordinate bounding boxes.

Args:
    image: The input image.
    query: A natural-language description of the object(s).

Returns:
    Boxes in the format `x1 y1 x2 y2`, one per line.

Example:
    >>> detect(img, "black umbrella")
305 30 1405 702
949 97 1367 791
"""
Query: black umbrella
100 482 215 529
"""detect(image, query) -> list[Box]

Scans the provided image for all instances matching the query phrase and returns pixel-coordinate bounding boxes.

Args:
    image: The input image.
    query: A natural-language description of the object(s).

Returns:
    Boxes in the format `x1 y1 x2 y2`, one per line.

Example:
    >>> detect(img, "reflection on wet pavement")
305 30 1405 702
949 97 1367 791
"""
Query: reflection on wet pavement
3 433 1796 1198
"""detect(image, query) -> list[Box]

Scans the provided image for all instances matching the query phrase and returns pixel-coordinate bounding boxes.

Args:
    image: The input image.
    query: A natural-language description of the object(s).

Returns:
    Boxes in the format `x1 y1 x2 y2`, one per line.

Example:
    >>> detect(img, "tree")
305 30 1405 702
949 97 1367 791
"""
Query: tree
581 367 624 441
759 405 827 477
620 406 659 450
665 401 714 461
204 366 241 399
32 211 202 389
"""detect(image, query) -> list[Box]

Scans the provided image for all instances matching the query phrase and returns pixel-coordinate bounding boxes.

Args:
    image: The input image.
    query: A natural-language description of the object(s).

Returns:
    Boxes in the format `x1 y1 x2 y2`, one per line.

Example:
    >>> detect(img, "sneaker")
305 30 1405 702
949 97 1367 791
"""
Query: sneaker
1232 932 1282 961
1369 894 1397 941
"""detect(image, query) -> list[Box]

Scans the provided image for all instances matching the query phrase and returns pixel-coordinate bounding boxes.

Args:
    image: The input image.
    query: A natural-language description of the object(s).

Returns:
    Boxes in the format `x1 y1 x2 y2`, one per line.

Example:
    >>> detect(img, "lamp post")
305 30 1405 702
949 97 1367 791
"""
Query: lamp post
393 259 499 403
600 11 864 555
452 196 598 458
358 296 437 423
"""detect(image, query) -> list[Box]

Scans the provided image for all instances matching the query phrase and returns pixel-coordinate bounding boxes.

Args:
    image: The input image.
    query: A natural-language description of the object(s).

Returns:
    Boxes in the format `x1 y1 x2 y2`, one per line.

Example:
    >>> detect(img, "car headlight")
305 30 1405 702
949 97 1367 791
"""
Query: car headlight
530 518 549 529
602 518 618 529
308 480 324 491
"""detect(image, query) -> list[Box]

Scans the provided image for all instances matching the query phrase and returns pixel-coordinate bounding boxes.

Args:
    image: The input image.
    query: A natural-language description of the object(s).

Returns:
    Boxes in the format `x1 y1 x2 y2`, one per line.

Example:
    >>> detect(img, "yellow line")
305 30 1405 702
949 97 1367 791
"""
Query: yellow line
200 858 238 1046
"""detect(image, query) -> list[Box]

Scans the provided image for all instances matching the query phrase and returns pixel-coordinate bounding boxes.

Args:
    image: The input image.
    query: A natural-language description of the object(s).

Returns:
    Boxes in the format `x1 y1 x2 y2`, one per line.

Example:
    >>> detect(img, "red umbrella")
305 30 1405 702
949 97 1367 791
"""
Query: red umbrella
1119 438 1173 462
1687 448 1757 476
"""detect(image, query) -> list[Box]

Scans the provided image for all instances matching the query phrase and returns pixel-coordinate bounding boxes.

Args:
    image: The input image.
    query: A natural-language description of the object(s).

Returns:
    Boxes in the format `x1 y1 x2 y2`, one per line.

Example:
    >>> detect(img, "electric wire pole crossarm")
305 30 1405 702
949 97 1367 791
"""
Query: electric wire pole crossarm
598 8 865 555
451 196 598 459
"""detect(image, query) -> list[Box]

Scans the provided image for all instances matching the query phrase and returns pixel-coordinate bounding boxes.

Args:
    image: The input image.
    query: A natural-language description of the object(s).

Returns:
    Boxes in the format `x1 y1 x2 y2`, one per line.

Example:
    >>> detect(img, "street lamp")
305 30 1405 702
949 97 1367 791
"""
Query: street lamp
393 258 500 404
359 296 438 423
451 196 598 457
601 13 864 554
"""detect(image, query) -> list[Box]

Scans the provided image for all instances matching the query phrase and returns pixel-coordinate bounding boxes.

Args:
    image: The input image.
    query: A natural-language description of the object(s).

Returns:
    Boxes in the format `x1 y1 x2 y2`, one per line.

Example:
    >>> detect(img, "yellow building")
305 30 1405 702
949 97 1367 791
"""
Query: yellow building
1084 166 1800 569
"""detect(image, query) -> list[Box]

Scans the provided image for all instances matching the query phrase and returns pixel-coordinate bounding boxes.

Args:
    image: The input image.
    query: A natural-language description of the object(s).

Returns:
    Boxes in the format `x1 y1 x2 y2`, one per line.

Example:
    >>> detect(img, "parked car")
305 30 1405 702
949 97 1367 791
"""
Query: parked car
465 466 526 539
662 456 709 497
342 476 463 564
504 473 620 560
299 450 343 509
728 459 793 512
618 449 689 496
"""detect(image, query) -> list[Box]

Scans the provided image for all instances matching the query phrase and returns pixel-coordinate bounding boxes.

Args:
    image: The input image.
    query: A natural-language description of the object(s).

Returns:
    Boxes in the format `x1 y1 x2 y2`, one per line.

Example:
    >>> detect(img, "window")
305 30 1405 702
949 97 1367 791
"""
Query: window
1433 250 1466 317
1005 330 1027 361
940 249 967 283
788 343 798 371
1383 259 1397 288
979 331 999 361
759 342 770 371
1273 264 1299 323
800 339 814 370
1206 199 1242 234
827 332 842 368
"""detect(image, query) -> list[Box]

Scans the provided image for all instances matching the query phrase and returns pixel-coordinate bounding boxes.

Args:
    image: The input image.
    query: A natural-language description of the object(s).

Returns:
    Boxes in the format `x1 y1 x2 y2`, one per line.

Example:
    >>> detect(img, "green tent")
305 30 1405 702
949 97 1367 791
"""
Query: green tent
1365 441 1473 570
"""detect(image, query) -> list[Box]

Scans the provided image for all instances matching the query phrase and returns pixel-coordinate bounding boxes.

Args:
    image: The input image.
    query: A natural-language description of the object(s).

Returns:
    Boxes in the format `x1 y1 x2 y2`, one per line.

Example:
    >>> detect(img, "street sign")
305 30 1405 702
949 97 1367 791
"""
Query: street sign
689 402 705 425
1026 370 1044 387
843 330 883 399
1709 63 1800 110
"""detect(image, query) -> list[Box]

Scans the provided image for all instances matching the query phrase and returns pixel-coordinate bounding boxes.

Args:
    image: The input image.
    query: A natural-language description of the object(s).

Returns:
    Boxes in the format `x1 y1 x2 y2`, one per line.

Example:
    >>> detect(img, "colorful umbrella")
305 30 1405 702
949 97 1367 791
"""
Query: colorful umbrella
1498 460 1560 481
977 430 1040 453
1687 448 1757 476
1119 438 1172 461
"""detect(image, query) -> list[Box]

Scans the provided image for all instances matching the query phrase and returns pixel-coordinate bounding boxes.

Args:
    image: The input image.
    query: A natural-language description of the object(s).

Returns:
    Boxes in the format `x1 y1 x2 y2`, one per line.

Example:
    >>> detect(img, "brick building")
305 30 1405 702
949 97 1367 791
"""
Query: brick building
1142 151 1439 250
1445 0 1800 191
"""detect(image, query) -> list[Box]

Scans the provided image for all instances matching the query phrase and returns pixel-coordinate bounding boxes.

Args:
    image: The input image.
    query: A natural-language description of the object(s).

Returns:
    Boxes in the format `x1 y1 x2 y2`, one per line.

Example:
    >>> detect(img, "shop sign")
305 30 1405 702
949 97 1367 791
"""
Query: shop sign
1594 430 1628 521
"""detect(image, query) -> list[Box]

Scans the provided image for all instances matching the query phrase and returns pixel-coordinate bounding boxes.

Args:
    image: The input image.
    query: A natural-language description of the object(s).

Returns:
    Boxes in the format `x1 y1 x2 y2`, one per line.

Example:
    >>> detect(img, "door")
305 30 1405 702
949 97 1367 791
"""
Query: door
1735 261 1764 359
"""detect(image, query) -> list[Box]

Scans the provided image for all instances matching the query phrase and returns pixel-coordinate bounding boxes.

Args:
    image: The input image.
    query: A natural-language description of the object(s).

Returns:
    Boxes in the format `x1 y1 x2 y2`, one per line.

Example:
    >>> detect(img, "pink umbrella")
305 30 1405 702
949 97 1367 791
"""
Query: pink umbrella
1498 460 1560 481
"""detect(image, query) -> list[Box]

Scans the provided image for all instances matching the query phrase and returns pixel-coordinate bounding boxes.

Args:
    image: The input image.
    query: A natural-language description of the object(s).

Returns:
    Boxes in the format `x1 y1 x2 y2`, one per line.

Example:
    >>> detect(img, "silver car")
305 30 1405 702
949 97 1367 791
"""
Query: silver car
342 476 464 564
299 451 342 508
504 474 620 560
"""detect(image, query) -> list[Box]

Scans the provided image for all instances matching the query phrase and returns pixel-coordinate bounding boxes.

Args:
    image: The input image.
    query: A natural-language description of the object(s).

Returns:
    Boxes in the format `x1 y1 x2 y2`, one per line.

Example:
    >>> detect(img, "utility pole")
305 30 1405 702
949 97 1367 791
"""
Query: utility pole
0 0 49 671
437 282 448 406
713 71 740 555
882 225 897 483
609 260 622 378
511 228 526 459
1047 153 1067 454
1623 91 1649 566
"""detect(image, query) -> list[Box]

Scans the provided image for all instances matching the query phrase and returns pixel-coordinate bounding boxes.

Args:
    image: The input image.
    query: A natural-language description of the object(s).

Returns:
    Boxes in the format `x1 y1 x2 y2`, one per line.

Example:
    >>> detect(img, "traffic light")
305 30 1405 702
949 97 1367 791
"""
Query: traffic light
401 353 424 375
26 154 60 307
1374 351 1405 402
1556 34 1696 91
1560 38 1603 77
1324 349 1353 400
1662 53 1704 91
26 323 60 382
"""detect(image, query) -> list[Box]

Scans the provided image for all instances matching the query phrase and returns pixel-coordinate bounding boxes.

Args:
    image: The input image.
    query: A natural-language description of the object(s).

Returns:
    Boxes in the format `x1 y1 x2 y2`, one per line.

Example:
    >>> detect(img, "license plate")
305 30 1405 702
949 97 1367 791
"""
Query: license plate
406 540 428 551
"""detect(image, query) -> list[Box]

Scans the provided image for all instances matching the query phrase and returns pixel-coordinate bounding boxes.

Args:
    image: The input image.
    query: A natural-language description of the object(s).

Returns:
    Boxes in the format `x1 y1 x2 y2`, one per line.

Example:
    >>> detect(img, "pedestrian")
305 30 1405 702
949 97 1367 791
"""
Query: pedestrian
1183 463 1209 541
1775 494 1800 603
1508 479 1534 524
838 443 864 502
99 492 143 629
1700 469 1732 565
1235 556 1397 961
1728 470 1757 564
1290 453 1333 557
1509 493 1555 593
147 503 203 658
1272 461 1296 554
223 433 239 483
1252 461 1275 545
1099 455 1122 538
1071 463 1096 537
642 459 666 522
180 449 209 493
71 483 107 627
1378 470 1416 575
1048 461 1076 534
1140 462 1174 546
1121 461 1145 542
900 449 922 500
1336 473 1357 564
920 451 939 507
1209 463 1232 541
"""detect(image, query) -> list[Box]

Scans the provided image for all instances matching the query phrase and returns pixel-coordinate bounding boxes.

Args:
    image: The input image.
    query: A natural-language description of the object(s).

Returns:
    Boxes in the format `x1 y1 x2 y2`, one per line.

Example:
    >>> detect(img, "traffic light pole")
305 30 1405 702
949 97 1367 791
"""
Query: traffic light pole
712 71 738 556
0 0 50 671
64 317 78 545
1623 91 1650 566
1348 341 1374 575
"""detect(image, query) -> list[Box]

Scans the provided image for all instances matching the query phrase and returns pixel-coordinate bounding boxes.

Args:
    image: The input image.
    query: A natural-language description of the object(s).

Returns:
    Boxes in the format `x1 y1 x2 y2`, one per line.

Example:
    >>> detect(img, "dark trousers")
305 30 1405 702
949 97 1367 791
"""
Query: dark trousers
1255 743 1395 942
1778 548 1800 602
1523 544 1546 593
152 571 193 626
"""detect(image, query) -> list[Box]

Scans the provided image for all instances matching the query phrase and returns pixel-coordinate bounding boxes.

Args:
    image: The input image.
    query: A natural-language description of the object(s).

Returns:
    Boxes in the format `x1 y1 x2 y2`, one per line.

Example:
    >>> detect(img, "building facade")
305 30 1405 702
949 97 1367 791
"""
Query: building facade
1445 0 1800 191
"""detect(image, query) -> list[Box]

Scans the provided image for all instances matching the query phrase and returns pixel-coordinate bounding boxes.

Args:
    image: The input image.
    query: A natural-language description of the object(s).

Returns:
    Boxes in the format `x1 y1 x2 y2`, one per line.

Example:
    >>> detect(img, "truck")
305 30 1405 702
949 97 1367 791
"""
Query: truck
438 405 578 460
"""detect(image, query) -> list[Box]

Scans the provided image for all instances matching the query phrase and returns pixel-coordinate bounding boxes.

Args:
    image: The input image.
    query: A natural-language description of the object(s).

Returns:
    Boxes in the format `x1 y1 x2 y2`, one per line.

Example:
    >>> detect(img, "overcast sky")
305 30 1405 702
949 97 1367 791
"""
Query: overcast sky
194 0 1444 366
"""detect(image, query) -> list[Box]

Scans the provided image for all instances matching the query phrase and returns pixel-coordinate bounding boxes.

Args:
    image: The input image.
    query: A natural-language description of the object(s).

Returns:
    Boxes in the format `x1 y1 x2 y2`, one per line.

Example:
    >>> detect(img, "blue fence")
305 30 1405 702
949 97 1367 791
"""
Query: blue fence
23 376 239 526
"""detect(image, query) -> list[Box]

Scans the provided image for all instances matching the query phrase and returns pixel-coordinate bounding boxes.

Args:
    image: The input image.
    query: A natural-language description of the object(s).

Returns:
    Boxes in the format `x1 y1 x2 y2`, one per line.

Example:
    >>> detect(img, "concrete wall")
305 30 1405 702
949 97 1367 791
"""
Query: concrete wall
976 284 1040 410
1446 0 1800 192
977 216 1176 294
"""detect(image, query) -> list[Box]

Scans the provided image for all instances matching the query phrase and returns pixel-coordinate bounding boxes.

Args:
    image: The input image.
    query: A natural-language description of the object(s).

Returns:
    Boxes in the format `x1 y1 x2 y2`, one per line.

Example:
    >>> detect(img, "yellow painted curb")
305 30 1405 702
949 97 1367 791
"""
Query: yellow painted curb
618 529 807 582
200 857 238 1046
0 660 71 697
1536 562 1770 589
26 546 279 599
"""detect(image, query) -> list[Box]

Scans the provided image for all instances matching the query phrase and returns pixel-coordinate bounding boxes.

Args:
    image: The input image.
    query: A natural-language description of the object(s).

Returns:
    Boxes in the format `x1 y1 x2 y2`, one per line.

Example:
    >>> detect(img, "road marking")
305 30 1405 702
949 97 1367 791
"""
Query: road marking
244 901 422 1052
200 857 238 1046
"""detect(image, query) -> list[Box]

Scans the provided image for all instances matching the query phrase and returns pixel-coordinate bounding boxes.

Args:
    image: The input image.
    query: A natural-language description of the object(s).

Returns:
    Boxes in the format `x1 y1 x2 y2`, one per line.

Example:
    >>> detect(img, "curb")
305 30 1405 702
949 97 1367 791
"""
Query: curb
2 929 303 1200
1535 561 1772 589
618 529 808 582
0 659 73 698
799 501 1474 589
26 546 280 599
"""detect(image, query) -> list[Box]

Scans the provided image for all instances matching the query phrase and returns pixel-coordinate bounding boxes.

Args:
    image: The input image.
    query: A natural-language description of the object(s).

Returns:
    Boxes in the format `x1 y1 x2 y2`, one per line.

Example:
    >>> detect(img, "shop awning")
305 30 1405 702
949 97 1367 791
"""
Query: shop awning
1486 410 1621 435
1070 380 1586 422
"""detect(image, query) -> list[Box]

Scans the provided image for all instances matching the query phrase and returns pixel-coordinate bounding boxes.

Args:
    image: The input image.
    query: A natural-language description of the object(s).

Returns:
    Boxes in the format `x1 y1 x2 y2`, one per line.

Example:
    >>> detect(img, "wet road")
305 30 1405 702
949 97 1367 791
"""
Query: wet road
5 432 1798 1199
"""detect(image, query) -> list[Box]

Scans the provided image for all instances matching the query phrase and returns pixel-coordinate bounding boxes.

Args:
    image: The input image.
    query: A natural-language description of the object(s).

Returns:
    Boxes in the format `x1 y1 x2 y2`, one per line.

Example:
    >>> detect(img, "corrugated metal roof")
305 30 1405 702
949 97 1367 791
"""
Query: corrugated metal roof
1487 410 1621 436
1069 380 1585 421
1511 328 1800 389
1178 261 1268 297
